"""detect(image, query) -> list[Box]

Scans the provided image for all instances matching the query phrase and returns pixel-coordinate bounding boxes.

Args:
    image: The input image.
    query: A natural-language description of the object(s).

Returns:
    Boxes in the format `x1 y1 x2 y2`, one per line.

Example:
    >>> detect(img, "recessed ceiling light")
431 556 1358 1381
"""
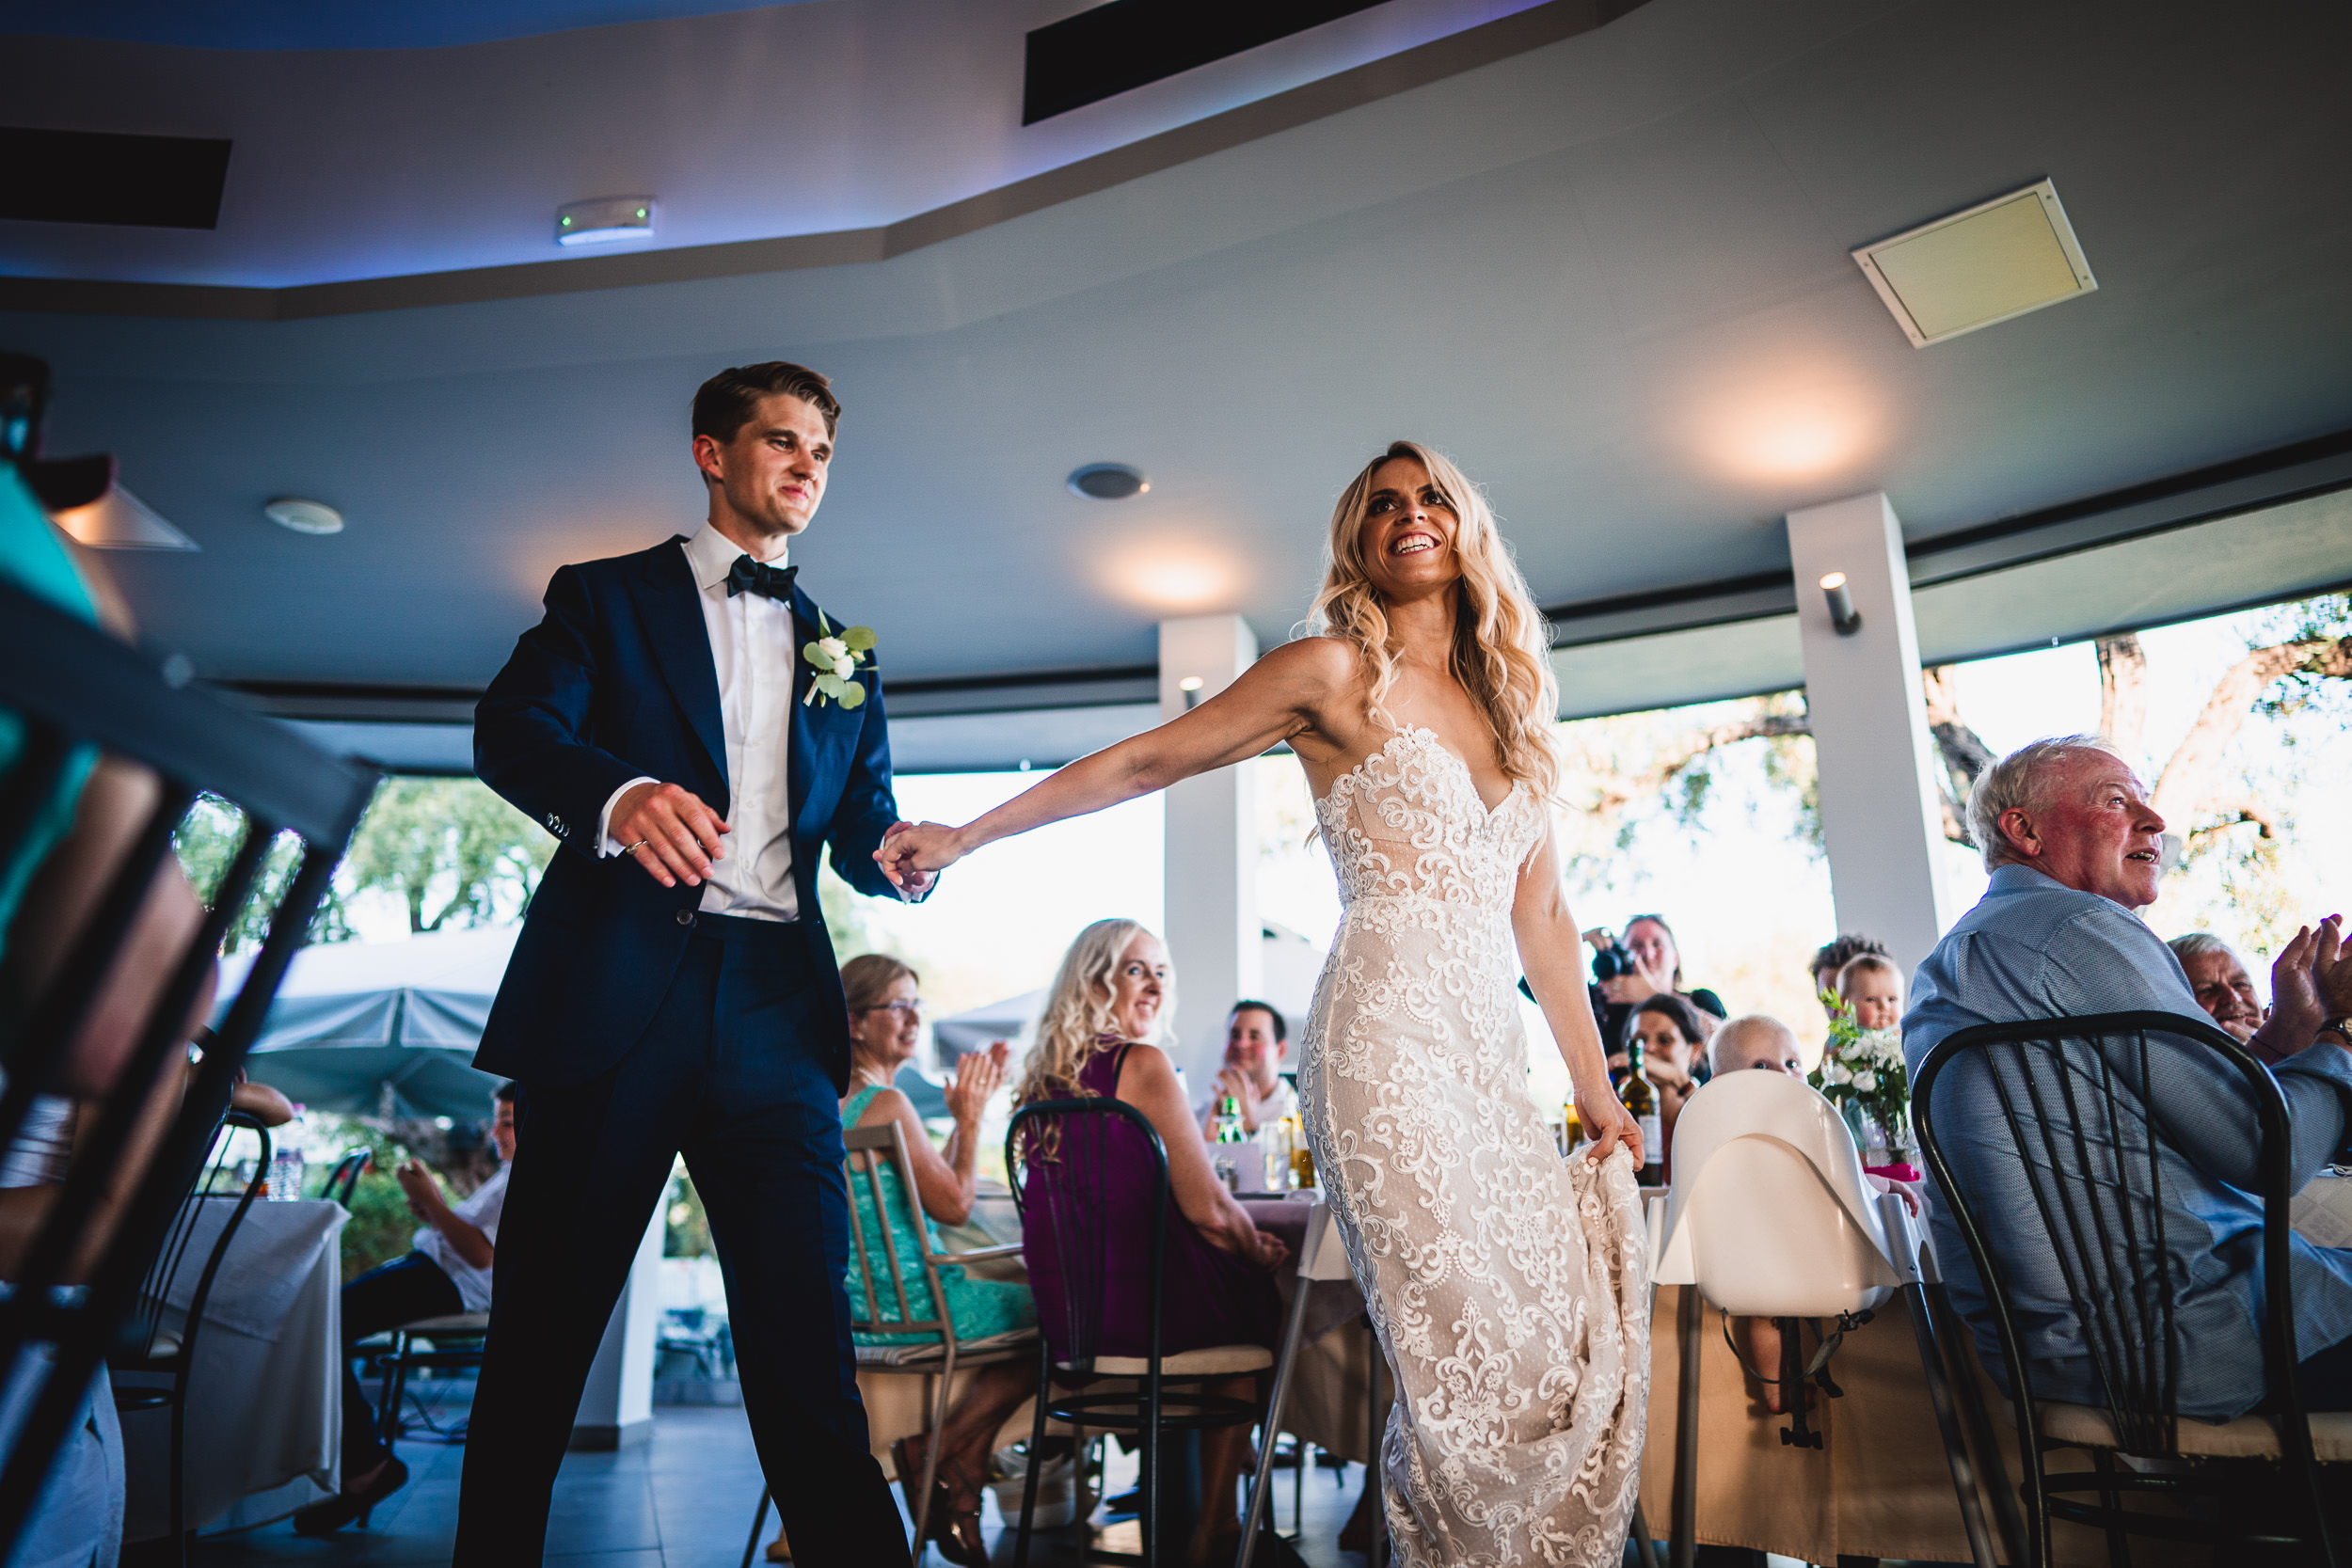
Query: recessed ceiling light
556 196 657 246
1852 179 2097 347
264 496 343 535
1068 463 1148 500
51 484 199 550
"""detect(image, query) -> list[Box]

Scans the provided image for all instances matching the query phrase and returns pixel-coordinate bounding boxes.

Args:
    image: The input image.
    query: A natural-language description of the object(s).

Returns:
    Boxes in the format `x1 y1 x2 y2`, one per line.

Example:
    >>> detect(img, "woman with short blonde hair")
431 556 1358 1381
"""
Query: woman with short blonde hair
883 440 1648 1565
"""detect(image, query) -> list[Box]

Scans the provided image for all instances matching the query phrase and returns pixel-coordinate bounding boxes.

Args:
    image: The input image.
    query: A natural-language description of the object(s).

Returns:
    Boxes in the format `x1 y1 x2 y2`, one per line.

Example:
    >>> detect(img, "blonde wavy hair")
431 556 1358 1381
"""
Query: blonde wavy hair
1012 918 1175 1111
1309 440 1560 800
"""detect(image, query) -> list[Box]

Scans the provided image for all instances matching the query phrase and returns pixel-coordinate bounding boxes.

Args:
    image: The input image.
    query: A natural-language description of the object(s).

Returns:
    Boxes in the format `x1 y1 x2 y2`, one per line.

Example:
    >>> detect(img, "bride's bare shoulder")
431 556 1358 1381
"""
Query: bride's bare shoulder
1257 634 1359 694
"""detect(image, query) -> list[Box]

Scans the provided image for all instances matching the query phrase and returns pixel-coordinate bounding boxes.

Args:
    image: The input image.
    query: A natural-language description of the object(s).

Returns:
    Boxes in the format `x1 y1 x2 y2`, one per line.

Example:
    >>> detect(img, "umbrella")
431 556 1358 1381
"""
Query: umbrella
215 925 516 1121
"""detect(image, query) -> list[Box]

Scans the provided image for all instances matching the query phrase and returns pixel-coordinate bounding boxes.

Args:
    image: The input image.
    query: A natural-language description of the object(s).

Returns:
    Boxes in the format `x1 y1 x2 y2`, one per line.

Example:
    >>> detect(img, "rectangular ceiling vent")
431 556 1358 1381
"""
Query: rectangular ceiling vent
1852 178 2096 347
0 127 232 229
1024 0 1390 125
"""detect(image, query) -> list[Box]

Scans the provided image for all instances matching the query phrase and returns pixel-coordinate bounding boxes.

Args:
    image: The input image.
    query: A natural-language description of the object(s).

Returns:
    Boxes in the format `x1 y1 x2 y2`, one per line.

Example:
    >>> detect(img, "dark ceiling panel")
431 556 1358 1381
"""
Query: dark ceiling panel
0 128 231 229
1025 0 1391 124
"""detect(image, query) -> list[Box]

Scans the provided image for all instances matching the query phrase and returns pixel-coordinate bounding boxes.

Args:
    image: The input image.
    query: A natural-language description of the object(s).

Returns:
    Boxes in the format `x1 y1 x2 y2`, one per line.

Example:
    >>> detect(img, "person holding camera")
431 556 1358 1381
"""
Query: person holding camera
1584 913 1725 1052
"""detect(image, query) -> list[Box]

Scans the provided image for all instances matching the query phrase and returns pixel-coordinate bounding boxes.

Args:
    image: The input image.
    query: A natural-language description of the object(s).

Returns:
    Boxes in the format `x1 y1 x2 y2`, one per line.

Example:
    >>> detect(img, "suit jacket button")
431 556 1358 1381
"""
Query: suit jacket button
675 910 695 927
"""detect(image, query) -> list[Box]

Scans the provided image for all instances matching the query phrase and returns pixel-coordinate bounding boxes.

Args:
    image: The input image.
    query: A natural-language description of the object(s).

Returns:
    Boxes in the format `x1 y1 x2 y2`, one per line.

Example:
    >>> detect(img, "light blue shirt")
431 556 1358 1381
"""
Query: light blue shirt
1906 863 2352 1419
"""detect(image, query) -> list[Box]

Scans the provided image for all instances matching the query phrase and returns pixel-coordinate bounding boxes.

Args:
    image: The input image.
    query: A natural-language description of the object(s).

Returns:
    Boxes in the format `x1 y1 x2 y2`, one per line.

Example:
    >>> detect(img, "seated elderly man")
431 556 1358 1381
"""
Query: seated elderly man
2168 931 2265 1044
1907 735 2352 1418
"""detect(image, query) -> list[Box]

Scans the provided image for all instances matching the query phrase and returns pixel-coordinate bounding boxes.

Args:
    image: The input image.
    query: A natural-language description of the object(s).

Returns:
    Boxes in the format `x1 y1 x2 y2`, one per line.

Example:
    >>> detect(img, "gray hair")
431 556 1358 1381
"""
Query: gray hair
1965 735 2127 871
2166 932 2238 966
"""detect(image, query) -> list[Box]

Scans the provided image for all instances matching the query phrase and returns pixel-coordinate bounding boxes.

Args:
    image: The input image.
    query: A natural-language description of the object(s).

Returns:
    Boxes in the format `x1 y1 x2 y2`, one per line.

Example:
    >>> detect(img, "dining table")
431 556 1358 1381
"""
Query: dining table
117 1196 346 1541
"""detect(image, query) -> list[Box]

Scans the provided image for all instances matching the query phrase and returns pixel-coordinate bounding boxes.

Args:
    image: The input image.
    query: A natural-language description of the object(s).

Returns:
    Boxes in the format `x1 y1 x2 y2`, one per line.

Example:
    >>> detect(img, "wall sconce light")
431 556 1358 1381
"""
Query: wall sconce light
1180 675 1205 709
1820 573 1863 636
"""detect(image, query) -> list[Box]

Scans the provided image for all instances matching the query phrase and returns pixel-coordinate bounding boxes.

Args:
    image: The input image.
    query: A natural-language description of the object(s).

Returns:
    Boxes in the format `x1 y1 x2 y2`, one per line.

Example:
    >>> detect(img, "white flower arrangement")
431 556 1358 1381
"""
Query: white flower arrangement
802 611 877 709
1807 1000 1912 1155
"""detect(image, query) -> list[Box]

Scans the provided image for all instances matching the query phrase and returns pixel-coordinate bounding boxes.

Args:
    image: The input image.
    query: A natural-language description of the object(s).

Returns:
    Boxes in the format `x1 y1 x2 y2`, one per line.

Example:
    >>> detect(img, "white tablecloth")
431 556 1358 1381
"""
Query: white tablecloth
119 1197 345 1541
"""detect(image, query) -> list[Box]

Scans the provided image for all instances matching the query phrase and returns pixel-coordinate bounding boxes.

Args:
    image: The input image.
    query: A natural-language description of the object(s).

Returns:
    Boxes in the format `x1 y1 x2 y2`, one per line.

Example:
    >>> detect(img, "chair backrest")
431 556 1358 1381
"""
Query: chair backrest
841 1118 957 1346
1914 1010 2310 1460
1650 1069 1901 1317
121 1113 270 1360
0 381 376 1559
1006 1096 1168 1375
323 1148 371 1208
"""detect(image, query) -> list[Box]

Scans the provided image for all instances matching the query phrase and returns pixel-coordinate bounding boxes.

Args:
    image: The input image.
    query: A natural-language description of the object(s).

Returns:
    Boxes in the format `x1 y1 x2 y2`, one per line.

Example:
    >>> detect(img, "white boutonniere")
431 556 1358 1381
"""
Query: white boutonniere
803 611 877 709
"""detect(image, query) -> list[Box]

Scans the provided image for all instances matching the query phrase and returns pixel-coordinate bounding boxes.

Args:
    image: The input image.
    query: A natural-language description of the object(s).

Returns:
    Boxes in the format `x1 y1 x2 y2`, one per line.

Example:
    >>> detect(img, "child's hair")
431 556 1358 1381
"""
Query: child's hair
1836 953 1902 998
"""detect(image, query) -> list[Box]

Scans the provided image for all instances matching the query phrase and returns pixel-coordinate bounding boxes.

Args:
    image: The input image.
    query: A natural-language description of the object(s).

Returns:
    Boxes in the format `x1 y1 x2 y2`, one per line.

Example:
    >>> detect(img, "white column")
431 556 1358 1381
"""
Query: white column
1158 613 1262 1088
570 1205 664 1449
1784 493 1956 981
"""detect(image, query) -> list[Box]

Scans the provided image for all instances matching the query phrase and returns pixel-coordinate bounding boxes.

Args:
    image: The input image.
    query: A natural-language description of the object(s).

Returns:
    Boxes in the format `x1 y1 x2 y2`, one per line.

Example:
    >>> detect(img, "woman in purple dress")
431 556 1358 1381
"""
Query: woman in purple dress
1012 918 1289 1563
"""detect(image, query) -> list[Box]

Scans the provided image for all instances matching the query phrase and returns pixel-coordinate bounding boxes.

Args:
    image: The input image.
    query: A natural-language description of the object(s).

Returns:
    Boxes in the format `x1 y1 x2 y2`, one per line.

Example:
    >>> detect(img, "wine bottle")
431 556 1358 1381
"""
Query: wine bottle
1621 1037 1665 1186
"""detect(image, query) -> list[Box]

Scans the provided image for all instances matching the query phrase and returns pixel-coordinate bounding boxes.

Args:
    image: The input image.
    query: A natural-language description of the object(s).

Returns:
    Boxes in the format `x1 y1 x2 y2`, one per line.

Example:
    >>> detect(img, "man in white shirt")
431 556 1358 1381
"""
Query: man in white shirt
1196 1000 1298 1139
464 362 931 1566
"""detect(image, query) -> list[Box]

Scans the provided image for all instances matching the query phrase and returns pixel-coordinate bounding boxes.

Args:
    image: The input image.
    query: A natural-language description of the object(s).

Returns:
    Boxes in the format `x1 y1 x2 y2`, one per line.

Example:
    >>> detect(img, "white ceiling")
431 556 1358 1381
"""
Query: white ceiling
5 0 2349 746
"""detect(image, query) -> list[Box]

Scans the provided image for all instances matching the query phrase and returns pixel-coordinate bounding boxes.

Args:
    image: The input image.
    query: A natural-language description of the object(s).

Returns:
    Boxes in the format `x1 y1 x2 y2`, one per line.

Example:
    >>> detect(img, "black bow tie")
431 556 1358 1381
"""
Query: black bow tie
725 554 797 602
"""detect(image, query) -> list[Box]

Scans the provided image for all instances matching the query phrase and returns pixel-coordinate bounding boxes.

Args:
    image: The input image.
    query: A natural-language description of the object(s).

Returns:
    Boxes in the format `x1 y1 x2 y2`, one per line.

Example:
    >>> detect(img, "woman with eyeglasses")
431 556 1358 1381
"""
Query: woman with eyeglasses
834 953 1036 1567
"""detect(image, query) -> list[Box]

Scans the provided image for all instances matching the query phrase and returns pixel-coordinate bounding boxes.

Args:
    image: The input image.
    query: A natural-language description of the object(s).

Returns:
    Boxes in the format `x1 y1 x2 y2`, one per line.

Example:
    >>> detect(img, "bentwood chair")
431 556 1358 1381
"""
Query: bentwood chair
1006 1097 1273 1568
1649 1068 2008 1568
108 1112 273 1565
0 352 378 1563
1915 1011 2347 1568
738 1118 1033 1566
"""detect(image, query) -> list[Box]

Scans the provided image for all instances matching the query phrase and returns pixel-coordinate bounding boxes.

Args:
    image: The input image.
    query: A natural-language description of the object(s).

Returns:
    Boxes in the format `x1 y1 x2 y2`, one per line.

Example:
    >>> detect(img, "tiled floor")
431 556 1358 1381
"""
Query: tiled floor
186 1385 1384 1568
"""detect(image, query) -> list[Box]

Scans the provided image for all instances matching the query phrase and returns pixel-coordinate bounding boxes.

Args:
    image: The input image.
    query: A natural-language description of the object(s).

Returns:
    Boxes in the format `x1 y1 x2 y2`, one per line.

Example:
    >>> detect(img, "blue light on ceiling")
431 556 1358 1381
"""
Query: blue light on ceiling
0 0 817 51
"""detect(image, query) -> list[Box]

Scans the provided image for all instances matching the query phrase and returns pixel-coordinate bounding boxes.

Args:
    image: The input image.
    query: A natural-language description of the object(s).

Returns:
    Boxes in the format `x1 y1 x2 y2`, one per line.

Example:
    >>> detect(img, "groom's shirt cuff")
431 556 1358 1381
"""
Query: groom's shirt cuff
596 776 660 857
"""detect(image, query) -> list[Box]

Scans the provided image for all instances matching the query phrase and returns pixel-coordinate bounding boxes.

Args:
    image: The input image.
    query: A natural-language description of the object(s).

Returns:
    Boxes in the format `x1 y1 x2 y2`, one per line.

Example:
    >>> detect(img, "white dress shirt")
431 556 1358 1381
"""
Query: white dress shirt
596 525 800 922
414 1164 510 1313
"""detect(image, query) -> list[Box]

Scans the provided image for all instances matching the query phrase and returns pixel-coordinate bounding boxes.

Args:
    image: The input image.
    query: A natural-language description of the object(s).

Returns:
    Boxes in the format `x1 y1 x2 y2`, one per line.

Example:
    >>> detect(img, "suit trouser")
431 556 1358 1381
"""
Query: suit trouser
453 913 907 1566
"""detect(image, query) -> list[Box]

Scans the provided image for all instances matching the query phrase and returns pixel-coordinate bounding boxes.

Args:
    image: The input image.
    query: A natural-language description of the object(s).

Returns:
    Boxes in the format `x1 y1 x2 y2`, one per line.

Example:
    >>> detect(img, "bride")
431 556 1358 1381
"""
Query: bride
879 440 1650 1566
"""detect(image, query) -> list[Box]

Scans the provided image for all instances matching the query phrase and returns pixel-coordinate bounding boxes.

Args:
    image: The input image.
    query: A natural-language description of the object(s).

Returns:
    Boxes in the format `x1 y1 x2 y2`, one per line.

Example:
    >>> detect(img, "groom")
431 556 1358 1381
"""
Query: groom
458 362 927 1565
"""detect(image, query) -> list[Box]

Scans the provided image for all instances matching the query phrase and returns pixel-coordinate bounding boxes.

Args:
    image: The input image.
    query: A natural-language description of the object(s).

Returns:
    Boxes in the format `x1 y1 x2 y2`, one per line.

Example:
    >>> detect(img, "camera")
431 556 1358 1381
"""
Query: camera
1591 942 1638 983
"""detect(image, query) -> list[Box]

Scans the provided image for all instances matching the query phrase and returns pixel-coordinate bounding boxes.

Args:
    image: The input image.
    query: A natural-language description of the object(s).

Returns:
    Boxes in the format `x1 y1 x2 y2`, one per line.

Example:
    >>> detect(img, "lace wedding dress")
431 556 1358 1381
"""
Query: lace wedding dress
1300 726 1650 1568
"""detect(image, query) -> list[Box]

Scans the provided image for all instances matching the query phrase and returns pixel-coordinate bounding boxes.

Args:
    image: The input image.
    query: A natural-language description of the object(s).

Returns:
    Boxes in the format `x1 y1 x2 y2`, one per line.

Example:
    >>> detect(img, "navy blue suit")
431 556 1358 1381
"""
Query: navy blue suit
458 537 910 1565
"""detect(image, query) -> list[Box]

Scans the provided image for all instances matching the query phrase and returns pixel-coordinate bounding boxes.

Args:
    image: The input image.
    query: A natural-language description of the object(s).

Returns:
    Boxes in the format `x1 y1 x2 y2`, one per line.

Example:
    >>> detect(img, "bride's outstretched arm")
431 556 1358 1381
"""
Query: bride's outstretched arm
875 637 1352 889
1512 826 1645 1170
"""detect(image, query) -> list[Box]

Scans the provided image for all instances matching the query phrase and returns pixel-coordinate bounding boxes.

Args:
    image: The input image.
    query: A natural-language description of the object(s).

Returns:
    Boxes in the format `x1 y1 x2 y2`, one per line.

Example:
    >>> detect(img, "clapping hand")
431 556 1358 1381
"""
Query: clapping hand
877 821 955 898
2268 916 2347 1049
944 1044 1006 1125
393 1159 441 1221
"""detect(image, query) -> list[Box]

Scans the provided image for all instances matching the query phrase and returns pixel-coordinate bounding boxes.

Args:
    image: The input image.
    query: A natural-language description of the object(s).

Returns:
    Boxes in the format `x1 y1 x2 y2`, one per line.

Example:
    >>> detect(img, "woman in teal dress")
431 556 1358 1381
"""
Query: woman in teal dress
834 955 1037 1567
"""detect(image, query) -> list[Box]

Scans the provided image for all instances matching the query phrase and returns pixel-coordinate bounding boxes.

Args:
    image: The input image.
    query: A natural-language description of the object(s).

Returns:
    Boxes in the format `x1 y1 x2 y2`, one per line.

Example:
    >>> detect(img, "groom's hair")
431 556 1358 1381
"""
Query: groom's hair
692 361 841 450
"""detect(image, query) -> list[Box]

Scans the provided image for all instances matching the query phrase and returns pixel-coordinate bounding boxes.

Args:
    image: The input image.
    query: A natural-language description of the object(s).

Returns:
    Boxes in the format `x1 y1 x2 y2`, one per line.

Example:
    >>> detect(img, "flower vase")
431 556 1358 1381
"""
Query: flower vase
1841 1099 1889 1165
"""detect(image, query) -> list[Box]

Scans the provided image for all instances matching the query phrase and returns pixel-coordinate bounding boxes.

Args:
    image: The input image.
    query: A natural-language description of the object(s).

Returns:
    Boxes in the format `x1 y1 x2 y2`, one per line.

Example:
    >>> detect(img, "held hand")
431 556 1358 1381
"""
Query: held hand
876 821 961 895
1575 1085 1643 1171
612 781 729 890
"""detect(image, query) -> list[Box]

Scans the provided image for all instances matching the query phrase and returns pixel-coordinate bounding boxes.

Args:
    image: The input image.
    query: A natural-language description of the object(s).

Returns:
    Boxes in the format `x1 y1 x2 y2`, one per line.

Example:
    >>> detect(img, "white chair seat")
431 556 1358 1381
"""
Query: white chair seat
397 1312 490 1334
1091 1343 1274 1377
2035 1401 2352 1462
854 1325 1037 1368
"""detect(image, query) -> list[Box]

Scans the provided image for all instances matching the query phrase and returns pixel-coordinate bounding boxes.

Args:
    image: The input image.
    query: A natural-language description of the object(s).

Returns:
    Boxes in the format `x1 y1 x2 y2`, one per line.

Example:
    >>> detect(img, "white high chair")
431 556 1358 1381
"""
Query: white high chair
1645 1070 2001 1568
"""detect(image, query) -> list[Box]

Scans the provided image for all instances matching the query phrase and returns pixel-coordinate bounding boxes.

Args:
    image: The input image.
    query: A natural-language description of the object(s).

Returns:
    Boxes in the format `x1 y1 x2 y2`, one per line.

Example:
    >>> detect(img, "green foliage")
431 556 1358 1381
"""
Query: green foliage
340 777 552 934
665 1166 713 1257
1807 991 1911 1153
306 1120 425 1282
2253 593 2352 724
173 795 352 954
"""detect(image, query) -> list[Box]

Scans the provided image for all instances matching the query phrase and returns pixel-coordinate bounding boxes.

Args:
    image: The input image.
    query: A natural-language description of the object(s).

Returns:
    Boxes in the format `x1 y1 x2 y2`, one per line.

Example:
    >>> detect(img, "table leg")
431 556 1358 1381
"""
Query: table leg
1673 1284 1701 1568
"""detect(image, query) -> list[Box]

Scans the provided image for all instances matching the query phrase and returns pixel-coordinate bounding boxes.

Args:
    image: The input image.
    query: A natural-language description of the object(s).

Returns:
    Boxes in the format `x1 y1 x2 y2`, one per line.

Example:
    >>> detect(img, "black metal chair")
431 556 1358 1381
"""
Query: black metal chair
107 1111 273 1564
322 1147 372 1206
0 354 378 1563
1006 1097 1273 1568
1915 1010 2346 1568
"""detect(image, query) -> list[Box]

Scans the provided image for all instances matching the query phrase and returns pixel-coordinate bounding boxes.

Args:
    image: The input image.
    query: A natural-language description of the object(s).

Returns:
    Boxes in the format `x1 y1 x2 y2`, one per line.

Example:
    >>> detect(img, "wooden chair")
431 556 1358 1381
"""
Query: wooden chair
0 416 375 1563
1006 1097 1274 1568
1915 1010 2346 1568
739 1117 1033 1566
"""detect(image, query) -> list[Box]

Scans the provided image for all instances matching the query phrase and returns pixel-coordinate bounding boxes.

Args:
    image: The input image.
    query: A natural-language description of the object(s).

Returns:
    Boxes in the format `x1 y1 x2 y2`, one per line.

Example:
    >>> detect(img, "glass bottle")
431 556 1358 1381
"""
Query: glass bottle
1620 1038 1665 1187
1289 1115 1316 1190
1559 1099 1582 1158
